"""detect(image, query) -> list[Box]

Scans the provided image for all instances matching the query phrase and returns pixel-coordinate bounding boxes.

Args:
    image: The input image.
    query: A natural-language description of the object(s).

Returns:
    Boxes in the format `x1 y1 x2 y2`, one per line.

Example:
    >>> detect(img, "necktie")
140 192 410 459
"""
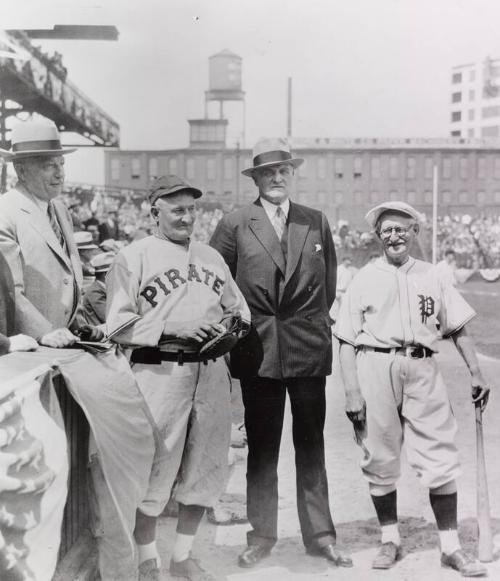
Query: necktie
273 206 286 240
47 202 66 251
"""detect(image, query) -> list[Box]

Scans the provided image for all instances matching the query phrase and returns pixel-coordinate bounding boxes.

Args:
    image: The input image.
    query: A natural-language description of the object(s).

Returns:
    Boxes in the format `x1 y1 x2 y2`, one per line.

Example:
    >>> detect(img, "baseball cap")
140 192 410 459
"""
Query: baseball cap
365 201 424 229
90 252 115 273
149 175 202 205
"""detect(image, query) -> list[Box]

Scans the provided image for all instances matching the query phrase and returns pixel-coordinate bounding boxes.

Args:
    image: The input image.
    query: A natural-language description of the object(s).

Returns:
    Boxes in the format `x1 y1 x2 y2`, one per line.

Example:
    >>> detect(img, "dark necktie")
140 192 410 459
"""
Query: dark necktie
47 202 66 252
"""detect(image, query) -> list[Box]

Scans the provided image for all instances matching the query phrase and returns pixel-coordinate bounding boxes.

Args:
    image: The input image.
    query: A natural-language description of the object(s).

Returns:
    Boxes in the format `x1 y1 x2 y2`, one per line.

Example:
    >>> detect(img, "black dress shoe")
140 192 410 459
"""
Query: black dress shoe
238 545 271 568
306 543 353 567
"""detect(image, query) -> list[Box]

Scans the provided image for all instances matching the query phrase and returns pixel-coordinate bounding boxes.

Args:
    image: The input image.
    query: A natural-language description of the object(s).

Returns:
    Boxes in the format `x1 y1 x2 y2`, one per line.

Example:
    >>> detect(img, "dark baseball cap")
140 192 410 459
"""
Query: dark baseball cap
149 175 203 205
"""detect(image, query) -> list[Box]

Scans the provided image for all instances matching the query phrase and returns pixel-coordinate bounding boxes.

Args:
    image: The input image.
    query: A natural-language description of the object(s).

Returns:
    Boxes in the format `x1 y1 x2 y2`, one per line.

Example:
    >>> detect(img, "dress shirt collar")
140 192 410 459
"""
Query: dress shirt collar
260 197 290 221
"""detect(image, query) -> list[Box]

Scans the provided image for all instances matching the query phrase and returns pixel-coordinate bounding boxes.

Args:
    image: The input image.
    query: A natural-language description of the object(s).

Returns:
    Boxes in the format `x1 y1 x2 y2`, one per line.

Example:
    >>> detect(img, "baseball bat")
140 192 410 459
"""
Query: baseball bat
475 403 493 562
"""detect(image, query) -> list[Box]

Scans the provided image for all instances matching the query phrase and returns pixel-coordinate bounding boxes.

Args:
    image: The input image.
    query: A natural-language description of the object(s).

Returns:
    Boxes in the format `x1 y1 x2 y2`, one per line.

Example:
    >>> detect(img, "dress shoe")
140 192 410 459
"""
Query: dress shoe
238 544 271 568
372 542 402 569
138 558 160 581
441 549 487 577
306 543 353 567
170 556 216 581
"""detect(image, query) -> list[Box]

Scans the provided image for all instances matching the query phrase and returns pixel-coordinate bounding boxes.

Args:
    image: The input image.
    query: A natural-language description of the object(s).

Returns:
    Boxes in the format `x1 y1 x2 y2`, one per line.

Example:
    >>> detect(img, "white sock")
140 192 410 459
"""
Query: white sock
138 541 161 566
381 524 401 546
439 529 460 555
172 533 195 563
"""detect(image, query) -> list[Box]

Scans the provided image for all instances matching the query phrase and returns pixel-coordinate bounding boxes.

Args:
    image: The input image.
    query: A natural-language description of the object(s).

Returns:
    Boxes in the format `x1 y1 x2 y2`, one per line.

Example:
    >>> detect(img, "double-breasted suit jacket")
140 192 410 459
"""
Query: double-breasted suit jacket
210 198 337 380
0 187 83 338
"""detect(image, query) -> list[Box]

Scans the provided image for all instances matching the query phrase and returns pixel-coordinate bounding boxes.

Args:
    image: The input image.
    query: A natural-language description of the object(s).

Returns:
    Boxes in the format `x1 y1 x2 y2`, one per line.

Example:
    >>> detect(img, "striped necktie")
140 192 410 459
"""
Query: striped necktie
47 201 66 251
273 206 286 240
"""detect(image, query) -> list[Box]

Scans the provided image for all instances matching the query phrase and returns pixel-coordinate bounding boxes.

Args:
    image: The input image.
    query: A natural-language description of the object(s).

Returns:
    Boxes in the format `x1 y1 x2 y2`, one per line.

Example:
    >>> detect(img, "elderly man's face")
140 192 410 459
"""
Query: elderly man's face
17 155 65 201
152 191 196 243
377 211 419 266
253 163 294 205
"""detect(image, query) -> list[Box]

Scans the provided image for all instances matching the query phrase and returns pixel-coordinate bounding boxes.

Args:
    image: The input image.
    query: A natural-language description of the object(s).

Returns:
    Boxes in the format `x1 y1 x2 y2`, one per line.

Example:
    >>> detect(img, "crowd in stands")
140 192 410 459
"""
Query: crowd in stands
59 185 500 271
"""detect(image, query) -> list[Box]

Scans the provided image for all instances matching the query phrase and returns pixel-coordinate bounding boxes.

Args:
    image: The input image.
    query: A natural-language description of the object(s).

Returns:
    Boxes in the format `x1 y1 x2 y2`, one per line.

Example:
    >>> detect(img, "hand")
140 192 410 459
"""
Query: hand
75 325 105 342
8 334 38 352
472 379 490 413
345 389 366 424
174 322 225 343
39 328 78 348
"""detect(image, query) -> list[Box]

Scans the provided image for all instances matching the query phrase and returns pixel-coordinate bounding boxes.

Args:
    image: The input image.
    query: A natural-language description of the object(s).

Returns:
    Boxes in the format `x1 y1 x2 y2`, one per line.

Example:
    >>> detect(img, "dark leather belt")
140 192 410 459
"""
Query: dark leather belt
130 347 210 366
369 345 434 358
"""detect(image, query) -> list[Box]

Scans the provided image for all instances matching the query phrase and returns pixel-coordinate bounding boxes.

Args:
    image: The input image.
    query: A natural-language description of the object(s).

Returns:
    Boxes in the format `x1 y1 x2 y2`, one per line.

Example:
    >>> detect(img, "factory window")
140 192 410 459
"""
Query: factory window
389 190 399 201
111 158 120 181
206 158 216 180
353 157 362 178
451 131 461 137
468 109 475 121
317 157 327 180
442 191 452 204
482 105 500 119
406 157 416 179
452 72 462 84
317 191 327 204
459 157 468 179
389 157 399 179
481 126 500 137
298 192 308 203
131 158 141 179
370 191 380 203
469 70 476 82
494 191 500 203
298 159 308 178
494 158 500 179
424 191 433 204
334 158 344 179
407 191 417 204
477 191 487 204
335 192 343 204
469 89 475 101
468 129 475 137
168 157 178 175
224 158 234 180
451 92 462 103
477 156 487 178
442 157 452 179
424 157 434 179
186 157 195 180
458 191 470 204
451 111 461 122
149 157 158 180
370 157 381 179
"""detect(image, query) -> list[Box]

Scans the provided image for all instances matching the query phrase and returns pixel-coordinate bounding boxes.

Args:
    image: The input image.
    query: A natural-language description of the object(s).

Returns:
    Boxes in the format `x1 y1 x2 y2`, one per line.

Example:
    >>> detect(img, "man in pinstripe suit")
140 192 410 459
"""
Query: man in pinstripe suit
210 138 352 569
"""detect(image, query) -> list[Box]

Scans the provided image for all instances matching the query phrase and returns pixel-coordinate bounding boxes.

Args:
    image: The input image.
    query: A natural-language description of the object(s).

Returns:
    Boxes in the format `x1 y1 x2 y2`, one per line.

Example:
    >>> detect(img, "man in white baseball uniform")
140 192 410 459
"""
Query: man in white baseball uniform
336 201 490 577
106 175 250 581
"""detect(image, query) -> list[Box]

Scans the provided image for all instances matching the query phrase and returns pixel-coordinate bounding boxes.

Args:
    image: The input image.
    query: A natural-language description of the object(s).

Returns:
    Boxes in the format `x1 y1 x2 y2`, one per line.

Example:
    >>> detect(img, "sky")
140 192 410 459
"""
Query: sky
3 0 500 183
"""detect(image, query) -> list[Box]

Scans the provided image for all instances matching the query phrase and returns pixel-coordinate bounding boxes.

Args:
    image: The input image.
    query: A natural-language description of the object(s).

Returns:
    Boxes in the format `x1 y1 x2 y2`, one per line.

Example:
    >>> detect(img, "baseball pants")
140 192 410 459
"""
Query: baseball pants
355 349 461 490
132 358 232 517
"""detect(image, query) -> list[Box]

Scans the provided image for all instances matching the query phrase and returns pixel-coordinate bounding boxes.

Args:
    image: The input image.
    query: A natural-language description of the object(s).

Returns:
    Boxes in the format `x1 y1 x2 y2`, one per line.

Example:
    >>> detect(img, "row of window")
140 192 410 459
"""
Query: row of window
451 106 500 123
452 70 476 84
111 154 500 183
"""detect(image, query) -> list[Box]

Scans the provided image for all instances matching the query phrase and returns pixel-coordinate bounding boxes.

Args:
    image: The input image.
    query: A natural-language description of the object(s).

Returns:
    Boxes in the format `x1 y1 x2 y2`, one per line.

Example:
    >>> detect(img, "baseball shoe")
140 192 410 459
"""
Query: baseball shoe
238 544 271 568
372 542 402 569
441 550 488 577
138 558 160 581
170 556 216 580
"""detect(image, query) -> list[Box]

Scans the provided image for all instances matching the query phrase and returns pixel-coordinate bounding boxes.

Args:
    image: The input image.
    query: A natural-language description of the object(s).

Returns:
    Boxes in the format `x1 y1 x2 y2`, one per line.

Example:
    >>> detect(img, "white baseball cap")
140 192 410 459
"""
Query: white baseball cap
365 201 424 229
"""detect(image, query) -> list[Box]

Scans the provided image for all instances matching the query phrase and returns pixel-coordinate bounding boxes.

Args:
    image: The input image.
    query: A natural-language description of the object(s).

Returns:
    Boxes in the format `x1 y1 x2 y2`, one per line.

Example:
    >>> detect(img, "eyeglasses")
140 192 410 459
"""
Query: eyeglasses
379 226 413 238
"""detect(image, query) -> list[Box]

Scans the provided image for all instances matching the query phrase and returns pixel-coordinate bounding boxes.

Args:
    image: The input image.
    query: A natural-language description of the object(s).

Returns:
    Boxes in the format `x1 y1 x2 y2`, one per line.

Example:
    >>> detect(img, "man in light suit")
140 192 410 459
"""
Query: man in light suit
0 120 93 347
210 138 352 569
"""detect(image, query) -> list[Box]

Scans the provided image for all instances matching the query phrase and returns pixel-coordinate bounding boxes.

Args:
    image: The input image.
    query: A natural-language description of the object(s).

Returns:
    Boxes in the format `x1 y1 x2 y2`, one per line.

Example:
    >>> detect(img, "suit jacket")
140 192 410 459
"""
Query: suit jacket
82 279 107 326
0 187 83 338
210 199 337 379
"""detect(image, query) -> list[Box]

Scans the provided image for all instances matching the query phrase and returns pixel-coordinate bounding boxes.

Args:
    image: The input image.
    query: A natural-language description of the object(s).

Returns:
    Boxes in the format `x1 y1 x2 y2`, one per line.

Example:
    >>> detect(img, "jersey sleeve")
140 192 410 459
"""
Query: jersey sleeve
334 279 363 345
106 255 164 346
437 278 476 337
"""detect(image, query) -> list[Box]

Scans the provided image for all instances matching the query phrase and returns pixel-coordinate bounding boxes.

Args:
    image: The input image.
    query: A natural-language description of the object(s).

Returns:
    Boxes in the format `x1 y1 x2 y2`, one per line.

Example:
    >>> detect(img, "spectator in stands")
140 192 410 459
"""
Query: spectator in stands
436 249 459 287
82 252 114 326
0 120 102 347
99 209 120 241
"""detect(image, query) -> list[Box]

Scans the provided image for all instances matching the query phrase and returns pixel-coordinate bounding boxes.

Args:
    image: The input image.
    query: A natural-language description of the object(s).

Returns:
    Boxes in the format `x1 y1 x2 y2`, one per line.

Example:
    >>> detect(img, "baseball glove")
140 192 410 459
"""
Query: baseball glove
198 314 246 360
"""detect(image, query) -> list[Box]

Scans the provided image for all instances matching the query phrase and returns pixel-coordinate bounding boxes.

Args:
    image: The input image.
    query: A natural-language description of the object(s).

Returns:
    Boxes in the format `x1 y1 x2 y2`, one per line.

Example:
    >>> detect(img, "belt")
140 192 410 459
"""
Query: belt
130 347 210 366
367 345 434 359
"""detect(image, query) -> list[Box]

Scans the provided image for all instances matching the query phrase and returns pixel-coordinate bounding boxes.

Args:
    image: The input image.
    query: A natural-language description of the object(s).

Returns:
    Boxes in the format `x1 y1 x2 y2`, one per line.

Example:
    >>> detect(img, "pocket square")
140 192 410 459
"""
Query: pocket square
315 244 322 252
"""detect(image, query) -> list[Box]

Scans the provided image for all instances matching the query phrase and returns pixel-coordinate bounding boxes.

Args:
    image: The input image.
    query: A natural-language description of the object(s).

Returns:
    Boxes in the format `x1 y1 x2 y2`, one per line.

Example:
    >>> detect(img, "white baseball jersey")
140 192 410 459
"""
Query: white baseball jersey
335 256 475 351
106 235 250 345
